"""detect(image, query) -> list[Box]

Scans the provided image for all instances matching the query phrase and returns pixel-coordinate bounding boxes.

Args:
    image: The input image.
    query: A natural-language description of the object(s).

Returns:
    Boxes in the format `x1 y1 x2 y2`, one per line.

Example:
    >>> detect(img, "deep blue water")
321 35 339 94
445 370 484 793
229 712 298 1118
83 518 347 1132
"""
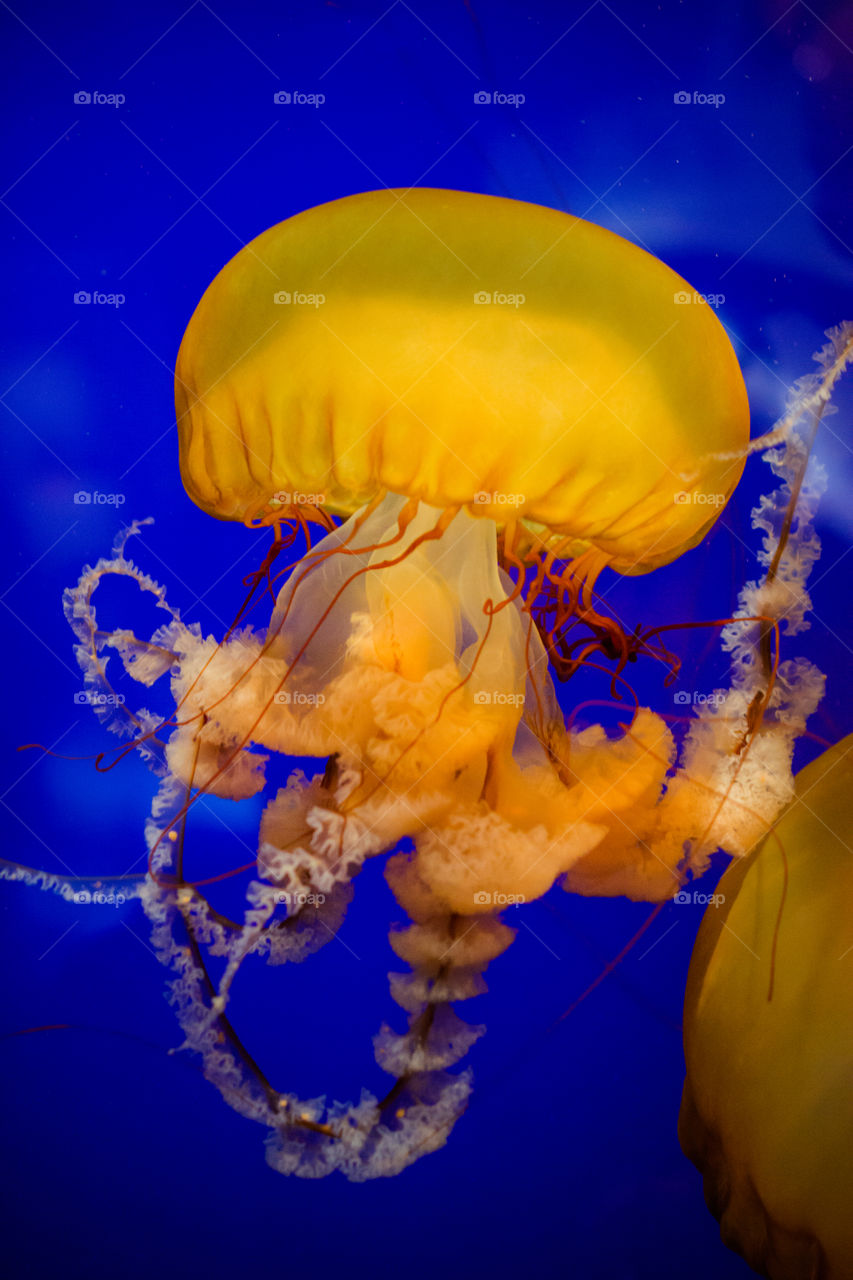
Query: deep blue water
1 3 851 1278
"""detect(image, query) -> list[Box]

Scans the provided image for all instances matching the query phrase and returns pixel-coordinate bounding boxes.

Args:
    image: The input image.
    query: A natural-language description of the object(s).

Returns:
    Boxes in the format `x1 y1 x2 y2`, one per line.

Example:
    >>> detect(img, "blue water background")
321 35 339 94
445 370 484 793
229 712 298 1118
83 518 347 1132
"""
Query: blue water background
1 3 851 1277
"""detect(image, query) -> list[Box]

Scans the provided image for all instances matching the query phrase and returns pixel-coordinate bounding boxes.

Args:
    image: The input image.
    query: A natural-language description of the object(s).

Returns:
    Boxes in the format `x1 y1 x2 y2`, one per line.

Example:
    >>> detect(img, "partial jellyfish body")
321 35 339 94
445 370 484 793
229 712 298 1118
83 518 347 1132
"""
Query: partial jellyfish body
680 733 853 1280
7 188 852 1181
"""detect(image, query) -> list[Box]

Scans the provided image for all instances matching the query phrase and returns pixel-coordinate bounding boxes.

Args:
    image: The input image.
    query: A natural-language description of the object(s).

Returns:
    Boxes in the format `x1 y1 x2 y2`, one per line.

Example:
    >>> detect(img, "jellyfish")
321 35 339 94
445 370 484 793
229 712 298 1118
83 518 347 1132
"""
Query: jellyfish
8 189 852 1180
680 732 853 1279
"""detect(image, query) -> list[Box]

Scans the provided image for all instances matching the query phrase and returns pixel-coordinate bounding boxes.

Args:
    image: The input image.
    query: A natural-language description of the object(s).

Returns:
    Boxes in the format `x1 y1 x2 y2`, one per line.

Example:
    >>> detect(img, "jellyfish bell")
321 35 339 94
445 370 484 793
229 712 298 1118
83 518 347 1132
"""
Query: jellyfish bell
175 187 749 576
680 733 853 1279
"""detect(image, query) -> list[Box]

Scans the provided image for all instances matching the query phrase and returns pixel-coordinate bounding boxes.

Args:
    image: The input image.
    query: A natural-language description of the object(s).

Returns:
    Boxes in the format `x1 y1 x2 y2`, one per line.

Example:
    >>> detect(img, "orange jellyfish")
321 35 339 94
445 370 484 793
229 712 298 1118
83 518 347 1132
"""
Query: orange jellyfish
680 733 853 1279
22 191 852 1178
